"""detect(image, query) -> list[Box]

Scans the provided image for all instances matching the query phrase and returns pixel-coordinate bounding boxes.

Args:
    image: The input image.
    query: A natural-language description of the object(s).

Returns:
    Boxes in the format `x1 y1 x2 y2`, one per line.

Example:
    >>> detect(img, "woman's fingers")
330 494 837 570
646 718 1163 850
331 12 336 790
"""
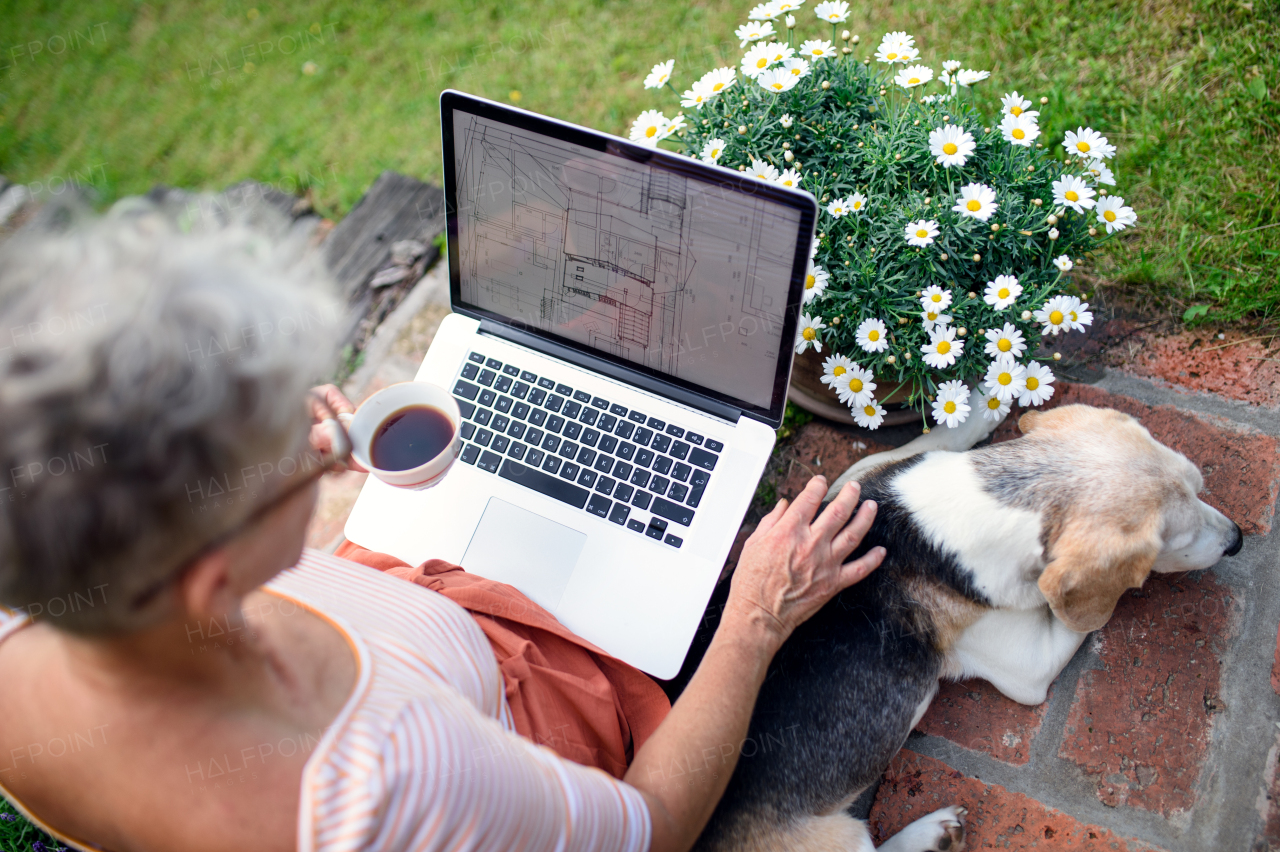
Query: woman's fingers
785 476 829 527
810 481 861 540
751 498 789 540
312 383 356 416
836 546 885 591
832 499 878 558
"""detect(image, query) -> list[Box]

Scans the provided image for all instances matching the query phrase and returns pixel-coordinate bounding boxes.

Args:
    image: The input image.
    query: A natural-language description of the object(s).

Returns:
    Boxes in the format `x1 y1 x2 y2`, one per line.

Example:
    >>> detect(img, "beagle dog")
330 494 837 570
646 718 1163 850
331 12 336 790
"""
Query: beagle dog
694 402 1243 852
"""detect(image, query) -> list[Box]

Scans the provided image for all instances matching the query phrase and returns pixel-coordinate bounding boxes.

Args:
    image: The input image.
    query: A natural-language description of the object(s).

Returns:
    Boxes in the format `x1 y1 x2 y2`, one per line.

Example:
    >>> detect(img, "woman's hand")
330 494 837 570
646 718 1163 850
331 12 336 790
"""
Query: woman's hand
722 476 883 651
307 384 367 473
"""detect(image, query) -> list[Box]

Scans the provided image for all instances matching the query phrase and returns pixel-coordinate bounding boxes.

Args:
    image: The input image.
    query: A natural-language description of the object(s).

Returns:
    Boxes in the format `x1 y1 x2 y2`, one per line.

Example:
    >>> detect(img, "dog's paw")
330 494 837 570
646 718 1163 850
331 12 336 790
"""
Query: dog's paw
878 805 966 852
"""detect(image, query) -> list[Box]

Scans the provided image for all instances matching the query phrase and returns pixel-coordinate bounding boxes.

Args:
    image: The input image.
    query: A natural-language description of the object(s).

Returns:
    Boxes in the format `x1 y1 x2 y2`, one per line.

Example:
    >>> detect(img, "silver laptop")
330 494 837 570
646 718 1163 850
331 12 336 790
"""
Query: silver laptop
342 90 817 678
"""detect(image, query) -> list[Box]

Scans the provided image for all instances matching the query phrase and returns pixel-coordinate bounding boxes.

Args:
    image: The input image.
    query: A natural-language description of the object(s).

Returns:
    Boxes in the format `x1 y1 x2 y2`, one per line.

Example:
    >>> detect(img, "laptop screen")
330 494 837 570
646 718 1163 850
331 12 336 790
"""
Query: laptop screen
440 91 816 425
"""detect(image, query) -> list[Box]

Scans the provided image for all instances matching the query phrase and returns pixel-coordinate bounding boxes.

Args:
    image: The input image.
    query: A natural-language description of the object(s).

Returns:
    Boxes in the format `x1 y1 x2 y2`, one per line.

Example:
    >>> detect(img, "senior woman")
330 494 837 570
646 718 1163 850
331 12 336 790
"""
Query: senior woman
0 200 884 852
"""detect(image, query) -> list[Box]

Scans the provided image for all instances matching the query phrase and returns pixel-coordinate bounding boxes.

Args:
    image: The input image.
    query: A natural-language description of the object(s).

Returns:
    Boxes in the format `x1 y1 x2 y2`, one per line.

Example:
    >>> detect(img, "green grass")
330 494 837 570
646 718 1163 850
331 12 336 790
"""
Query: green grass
1 798 64 851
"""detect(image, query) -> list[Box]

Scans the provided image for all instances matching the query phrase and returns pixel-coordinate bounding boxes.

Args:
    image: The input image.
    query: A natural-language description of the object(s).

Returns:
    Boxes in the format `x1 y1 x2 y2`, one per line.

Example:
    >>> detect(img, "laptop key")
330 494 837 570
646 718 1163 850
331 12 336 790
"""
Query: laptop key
502 364 519 377
686 432 704 446
477 369 496 387
468 352 485 364
672 462 691 482
628 410 647 424
461 422 476 440
576 447 596 467
492 415 510 433
646 518 667 540
665 424 685 438
689 447 718 471
586 493 611 518
626 518 645 533
573 390 592 403
653 456 673 475
593 455 613 474
492 435 510 454
564 422 582 440
595 476 615 496
521 370 538 383
475 409 492 427
475 428 493 447
617 442 636 461
615 421 635 440
557 441 579 459
545 394 564 413
671 441 690 461
477 451 502 473
510 381 529 400
461 363 479 380
508 422 526 440
453 380 480 400
648 475 670 494
613 483 634 503
706 439 725 453
577 469 597 489
513 402 531 420
525 428 544 446
485 358 503 370
563 401 581 420
645 525 663 541
651 497 694 527
634 427 654 447
636 449 655 468
581 428 600 447
646 417 666 431
460 444 481 465
651 434 672 454
599 414 617 432
555 383 573 396
559 462 580 481
608 502 630 525
543 455 561 474
456 399 477 419
526 448 545 467
495 376 513 393
542 435 560 453
668 482 689 503
609 403 628 417
537 377 555 390
546 415 565 433
630 469 651 488
529 409 547 427
664 534 683 549
591 397 609 410
599 435 618 454
479 389 497 408
508 442 526 461
528 388 547 406
632 490 653 510
498 459 588 509
579 408 598 426
611 461 633 481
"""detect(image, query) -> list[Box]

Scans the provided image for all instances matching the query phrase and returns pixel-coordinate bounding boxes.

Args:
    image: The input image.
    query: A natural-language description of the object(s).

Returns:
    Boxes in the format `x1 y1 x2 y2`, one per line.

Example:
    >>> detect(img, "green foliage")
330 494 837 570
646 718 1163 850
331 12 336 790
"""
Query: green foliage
775 400 814 440
0 798 65 851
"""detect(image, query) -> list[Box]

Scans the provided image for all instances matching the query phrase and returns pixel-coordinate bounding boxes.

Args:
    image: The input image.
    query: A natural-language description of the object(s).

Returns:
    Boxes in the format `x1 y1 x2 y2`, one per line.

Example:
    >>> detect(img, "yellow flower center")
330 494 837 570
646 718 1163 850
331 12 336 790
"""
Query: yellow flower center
645 126 658 138
802 327 816 340
916 229 929 238
998 287 1010 299
1012 128 1025 140
864 405 877 416
886 51 899 60
930 294 942 303
1104 210 1117 222
757 58 769 69
868 330 880 341
927 311 938 321
1010 105 1023 116
805 274 815 288
908 77 920 84
998 338 1012 352
1077 141 1091 152
833 366 846 376
943 400 956 414
713 82 725 92
1070 311 1078 322
936 340 951 354
711 147 721 157
850 378 864 392
943 142 958 155
967 200 982 211
853 201 862 209
772 82 785 90
1065 190 1079 202
987 397 1001 410
998 372 1012 385
1050 310 1064 325
1026 376 1039 390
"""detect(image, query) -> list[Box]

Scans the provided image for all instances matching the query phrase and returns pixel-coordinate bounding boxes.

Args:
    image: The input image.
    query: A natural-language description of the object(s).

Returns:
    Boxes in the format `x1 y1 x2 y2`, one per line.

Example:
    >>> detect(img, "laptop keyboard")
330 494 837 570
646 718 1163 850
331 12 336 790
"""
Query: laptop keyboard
451 351 724 548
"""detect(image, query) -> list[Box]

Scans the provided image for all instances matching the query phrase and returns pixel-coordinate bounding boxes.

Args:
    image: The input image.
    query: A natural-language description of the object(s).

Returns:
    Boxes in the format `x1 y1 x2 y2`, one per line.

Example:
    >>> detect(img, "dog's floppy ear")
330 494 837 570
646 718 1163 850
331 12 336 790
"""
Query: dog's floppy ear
1038 514 1160 633
1018 410 1042 434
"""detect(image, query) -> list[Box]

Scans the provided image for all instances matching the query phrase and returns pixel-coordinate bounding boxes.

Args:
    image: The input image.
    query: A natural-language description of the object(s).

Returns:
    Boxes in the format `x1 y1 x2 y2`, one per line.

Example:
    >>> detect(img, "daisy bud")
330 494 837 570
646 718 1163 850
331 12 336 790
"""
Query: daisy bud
1088 227 1098 237
968 292 977 299
784 150 794 162
898 317 908 324
1040 96 1049 104
972 253 982 262
1032 198 1043 206
1027 165 1035 172
1099 189 1108 196
852 34 860 43
832 316 841 325
842 47 852 54
991 224 1000 232
1046 214 1058 225
904 353 912 360
863 58 871 65
844 260 850 266
821 80 831 90
842 30 851 40
940 253 949 261
886 355 896 364
924 197 932 204
895 153 901 160
922 426 930 434
1053 352 1062 360
942 116 949 121
958 327 967 336
1048 228 1060 240
1021 310 1032 320
785 14 796 27
738 125 747 134
913 120 920 126
738 165 746 171
782 142 790 149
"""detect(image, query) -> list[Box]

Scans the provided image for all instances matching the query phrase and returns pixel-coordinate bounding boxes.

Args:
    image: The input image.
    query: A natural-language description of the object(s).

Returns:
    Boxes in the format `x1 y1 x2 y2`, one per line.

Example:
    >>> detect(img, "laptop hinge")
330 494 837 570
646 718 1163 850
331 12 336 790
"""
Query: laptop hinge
477 318 742 424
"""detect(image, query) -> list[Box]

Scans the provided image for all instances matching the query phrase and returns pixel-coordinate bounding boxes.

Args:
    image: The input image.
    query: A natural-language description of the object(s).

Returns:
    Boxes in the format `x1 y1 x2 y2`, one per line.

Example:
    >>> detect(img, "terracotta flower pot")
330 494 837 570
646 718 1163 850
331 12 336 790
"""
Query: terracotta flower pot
786 348 924 428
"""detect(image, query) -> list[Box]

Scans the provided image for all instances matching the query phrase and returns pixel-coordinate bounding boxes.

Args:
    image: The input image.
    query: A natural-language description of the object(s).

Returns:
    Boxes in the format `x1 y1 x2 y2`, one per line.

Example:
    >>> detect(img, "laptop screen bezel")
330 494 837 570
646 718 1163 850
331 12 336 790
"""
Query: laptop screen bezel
439 89 818 428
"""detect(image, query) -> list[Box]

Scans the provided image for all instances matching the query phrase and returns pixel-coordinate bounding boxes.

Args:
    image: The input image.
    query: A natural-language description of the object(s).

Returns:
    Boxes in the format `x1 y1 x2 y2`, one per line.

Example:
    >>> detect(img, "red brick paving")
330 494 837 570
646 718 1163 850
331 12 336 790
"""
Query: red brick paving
1119 331 1280 409
776 420 891 500
991 381 1280 536
869 750 1169 851
1058 572 1235 816
915 679 1050 766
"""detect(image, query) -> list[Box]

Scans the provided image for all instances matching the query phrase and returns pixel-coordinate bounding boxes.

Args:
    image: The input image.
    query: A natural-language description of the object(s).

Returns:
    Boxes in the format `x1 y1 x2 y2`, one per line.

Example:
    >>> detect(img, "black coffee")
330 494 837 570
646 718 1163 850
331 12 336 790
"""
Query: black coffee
369 405 454 471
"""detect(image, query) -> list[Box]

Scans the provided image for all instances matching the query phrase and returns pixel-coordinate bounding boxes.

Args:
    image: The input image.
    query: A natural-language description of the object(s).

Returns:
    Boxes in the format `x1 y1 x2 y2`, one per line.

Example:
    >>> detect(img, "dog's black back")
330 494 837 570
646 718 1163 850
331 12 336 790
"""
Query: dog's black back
694 456 993 850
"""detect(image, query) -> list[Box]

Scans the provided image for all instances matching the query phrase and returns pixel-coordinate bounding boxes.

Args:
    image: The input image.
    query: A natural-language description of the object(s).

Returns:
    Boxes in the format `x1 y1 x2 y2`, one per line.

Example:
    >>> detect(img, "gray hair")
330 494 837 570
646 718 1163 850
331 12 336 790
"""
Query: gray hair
0 196 340 633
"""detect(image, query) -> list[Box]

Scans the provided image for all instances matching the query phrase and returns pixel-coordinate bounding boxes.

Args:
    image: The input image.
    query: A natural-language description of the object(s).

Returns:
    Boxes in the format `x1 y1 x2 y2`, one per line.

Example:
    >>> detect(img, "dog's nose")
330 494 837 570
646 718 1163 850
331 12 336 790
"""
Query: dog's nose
1225 522 1244 556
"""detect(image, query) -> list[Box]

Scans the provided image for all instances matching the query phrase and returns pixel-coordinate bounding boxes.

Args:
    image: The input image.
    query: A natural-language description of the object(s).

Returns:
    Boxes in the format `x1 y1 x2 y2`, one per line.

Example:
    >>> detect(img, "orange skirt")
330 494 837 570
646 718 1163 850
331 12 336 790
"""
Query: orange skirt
334 541 671 780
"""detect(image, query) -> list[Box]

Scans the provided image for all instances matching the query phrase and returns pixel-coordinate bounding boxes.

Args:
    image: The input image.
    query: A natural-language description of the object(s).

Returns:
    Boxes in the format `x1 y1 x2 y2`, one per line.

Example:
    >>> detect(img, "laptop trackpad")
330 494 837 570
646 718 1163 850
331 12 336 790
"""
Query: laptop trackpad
460 497 586 614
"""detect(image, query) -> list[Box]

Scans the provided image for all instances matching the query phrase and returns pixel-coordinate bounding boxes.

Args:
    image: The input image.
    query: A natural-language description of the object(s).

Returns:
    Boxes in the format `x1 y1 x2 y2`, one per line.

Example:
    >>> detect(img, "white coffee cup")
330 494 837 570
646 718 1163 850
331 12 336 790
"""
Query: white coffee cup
335 382 462 489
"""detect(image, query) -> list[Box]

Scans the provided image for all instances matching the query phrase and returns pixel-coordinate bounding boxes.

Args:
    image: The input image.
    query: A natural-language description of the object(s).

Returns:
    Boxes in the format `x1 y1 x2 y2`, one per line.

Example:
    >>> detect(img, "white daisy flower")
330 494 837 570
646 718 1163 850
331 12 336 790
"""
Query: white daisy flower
820 352 856 389
748 157 780 182
1000 112 1040 147
749 1 783 20
1035 295 1075 335
922 326 963 369
984 322 1027 358
735 20 777 47
1000 91 1038 118
932 380 971 428
699 66 737 95
1052 175 1096 213
1064 296 1093 331
763 42 796 66
700 138 728 163
799 39 837 59
1095 195 1137 233
941 59 962 72
920 285 953 312
920 93 952 104
681 82 713 109
741 42 777 78
981 393 1011 422
663 114 687 139
929 124 975 168
848 192 869 214
955 69 990 87
1048 227 1060 240
776 167 803 189
894 64 934 88
983 274 1023 310
905 219 940 247
1063 126 1116 160
781 57 812 78
1019 362 1056 406
629 109 671 146
809 235 819 257
853 399 886 430
780 113 794 129
827 197 851 217
953 183 998 221
839 364 877 408
758 67 799 92
644 60 674 90
795 313 826 354
814 0 850 22
1085 159 1116 186
920 308 952 331
984 356 1027 401
802 261 828 302
875 32 919 64
856 318 889 353
1053 255 1073 272
773 0 806 13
